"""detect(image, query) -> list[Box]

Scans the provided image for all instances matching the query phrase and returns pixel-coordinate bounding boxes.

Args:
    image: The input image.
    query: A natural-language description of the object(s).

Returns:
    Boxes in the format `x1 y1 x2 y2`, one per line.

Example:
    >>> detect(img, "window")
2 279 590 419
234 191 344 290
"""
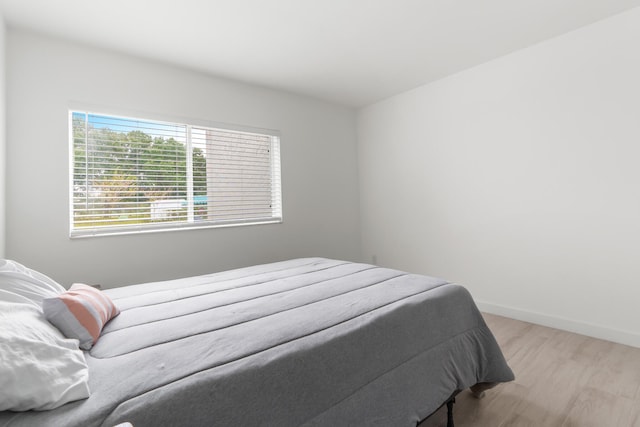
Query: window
70 111 282 237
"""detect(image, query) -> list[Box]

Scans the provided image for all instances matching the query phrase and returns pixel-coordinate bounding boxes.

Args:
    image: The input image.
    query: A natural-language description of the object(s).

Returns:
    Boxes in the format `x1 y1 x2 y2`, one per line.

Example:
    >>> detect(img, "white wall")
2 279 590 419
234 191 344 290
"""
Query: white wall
6 30 361 287
0 16 5 258
358 7 640 347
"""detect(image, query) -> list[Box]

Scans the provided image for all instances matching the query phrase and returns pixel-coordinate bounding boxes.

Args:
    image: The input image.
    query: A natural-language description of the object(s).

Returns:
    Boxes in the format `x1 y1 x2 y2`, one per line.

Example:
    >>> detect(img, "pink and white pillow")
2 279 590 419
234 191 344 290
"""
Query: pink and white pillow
43 283 120 350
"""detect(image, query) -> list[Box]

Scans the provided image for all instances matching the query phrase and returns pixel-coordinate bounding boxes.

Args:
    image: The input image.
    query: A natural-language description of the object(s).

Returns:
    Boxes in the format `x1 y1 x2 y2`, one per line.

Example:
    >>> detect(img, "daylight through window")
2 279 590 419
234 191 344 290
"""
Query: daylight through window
70 112 282 237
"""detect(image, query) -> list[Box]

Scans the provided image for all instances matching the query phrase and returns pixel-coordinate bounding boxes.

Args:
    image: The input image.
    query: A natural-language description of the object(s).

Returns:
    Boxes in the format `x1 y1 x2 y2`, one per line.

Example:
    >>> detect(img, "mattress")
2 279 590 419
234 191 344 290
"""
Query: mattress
0 258 514 426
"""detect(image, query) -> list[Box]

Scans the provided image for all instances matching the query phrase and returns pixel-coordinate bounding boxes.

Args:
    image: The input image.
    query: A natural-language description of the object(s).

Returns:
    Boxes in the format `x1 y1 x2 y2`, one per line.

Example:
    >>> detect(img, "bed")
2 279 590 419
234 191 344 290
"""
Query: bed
0 257 514 427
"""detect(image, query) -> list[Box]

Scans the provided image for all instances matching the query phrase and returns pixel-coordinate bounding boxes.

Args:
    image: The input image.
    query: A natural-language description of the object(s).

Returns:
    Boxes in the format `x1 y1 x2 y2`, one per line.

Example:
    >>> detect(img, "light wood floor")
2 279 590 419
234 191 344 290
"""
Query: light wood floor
419 313 640 427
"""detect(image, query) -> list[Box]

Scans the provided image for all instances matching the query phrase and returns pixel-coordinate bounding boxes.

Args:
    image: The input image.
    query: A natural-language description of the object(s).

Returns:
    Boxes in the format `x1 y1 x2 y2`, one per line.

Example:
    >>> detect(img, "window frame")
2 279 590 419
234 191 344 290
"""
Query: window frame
68 108 283 238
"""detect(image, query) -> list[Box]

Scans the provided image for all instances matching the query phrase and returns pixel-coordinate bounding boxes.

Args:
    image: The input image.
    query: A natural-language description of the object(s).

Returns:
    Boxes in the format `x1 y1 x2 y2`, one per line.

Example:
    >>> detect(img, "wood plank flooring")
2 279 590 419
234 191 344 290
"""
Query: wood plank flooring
419 313 640 427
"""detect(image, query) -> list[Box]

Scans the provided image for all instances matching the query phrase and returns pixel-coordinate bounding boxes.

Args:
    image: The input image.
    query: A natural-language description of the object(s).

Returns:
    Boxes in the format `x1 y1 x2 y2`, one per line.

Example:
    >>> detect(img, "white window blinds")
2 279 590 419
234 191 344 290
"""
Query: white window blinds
70 112 282 237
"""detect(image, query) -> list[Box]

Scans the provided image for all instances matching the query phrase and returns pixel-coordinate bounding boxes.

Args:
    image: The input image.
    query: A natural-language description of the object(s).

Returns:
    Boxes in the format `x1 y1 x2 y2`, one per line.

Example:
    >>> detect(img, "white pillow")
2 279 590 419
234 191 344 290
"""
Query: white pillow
0 302 91 411
0 259 65 307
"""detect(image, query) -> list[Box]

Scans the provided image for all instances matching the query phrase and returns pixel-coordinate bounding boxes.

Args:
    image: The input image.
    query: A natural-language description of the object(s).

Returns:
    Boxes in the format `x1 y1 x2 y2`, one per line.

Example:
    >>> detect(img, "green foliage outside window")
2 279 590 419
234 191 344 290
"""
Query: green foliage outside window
72 114 206 228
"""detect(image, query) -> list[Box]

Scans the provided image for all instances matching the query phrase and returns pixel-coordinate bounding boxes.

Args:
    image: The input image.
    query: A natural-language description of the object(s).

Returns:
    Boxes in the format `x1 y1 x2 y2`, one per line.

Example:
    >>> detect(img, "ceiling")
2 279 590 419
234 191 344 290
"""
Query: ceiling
1 0 640 108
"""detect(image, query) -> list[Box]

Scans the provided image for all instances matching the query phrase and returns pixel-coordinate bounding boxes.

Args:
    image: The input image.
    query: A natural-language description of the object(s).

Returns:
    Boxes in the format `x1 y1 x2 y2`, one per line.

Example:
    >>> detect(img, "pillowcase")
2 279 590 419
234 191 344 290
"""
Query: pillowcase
0 302 91 411
0 259 65 307
43 283 120 350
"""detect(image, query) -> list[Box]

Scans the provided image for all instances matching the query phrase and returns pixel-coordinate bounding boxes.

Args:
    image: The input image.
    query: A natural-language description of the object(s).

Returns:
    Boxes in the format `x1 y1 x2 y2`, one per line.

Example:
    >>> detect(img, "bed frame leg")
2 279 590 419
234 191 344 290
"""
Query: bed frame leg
446 397 455 427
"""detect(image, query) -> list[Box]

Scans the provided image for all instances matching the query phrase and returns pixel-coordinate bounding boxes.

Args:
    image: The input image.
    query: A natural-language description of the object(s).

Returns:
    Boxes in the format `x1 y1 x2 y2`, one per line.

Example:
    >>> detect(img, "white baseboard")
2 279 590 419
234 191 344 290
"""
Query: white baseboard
476 300 640 349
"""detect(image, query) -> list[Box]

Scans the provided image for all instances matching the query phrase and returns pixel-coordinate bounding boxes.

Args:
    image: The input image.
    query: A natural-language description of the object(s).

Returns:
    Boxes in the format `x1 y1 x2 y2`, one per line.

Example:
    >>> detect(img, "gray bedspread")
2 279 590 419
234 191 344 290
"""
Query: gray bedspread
0 258 513 426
